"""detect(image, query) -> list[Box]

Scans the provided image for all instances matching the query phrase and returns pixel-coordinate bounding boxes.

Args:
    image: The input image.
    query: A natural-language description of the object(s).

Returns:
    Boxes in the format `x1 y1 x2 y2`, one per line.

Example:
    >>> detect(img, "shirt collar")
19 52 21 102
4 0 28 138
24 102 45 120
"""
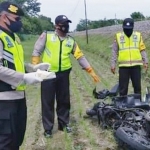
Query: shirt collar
0 26 15 40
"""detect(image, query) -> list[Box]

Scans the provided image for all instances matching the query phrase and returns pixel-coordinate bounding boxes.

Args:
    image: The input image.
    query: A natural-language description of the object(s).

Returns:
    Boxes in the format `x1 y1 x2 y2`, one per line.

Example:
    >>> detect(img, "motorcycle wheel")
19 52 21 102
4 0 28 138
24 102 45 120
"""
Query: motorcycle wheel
115 127 150 150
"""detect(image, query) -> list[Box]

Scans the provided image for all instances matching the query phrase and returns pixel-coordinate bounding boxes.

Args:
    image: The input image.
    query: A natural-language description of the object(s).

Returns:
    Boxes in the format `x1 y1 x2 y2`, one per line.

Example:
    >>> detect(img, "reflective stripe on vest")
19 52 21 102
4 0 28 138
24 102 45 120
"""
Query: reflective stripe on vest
116 32 143 67
42 32 74 72
0 31 26 90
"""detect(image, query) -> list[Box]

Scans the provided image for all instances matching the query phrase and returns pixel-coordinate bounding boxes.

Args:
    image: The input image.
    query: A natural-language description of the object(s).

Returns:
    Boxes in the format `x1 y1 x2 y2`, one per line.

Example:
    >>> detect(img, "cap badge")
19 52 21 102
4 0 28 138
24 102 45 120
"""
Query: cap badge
126 22 130 26
62 16 67 19
8 5 18 13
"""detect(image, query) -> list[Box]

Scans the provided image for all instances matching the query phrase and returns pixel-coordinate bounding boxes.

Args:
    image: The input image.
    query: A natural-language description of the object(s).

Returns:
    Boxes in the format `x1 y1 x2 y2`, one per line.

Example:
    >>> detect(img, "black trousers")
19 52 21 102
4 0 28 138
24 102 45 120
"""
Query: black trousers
0 98 27 150
119 66 141 96
41 69 71 131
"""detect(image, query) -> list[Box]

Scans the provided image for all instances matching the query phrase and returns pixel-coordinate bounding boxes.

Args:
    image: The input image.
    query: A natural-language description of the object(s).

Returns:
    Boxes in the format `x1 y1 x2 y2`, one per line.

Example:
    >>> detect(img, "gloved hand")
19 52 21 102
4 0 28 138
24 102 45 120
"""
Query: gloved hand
33 63 51 71
86 67 100 83
32 56 40 65
25 63 51 73
36 69 56 80
111 67 115 74
23 72 43 85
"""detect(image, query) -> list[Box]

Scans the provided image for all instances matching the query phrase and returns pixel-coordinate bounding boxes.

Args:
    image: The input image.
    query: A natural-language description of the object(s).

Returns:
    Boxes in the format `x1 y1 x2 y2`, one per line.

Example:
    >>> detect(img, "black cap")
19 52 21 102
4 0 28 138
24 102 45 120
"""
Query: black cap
55 15 72 24
123 18 134 29
0 1 24 16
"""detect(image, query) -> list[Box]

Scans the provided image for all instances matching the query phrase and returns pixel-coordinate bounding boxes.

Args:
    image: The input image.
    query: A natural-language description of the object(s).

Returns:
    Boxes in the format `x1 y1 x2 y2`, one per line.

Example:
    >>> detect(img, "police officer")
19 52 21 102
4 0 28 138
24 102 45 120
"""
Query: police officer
31 15 100 137
111 18 148 96
0 1 51 150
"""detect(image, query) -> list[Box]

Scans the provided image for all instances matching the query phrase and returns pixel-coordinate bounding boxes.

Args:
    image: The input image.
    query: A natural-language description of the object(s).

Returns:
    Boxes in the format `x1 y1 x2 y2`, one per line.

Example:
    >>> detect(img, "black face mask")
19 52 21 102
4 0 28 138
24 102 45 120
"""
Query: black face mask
123 28 133 37
6 17 22 32
58 24 69 33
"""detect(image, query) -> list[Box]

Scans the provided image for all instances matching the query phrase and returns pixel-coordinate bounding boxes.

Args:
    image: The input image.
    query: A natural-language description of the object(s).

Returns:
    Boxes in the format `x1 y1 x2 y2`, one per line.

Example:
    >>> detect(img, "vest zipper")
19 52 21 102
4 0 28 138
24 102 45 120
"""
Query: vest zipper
129 39 131 65
59 41 63 72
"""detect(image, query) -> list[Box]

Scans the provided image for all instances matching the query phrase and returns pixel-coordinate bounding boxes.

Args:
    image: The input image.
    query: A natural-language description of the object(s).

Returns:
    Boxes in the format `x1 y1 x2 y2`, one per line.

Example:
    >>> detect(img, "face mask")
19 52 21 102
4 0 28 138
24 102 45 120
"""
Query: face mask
58 24 69 33
123 28 133 37
6 17 22 32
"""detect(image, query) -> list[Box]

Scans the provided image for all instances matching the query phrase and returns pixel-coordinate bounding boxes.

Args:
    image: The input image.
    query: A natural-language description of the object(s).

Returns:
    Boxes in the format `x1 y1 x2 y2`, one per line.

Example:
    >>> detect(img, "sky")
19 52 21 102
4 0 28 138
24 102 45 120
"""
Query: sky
37 0 150 31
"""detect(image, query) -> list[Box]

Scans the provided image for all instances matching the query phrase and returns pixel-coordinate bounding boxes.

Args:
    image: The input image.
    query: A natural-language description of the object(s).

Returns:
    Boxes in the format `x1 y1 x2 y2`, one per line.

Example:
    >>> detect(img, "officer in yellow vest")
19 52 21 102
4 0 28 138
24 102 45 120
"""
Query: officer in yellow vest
111 18 148 96
31 15 100 138
0 1 52 150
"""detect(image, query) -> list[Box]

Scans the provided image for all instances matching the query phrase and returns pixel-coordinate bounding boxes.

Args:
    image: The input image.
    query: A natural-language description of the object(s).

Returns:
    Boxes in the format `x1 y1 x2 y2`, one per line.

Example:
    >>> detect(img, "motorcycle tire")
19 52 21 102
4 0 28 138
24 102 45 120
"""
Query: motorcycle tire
115 127 150 150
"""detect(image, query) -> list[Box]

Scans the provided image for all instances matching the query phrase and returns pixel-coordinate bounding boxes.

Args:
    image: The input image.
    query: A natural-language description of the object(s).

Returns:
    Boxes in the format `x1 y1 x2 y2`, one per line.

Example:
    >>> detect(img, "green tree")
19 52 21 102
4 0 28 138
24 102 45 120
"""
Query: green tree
130 12 145 21
22 15 54 34
24 0 40 16
0 0 54 35
76 18 123 31
76 19 91 31
38 15 54 32
8 0 41 16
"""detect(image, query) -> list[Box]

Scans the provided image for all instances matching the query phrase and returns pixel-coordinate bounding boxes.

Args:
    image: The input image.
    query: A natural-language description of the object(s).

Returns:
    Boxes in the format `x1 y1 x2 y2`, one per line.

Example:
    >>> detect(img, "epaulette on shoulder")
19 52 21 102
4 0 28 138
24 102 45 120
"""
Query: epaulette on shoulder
116 31 121 34
46 30 55 36
68 34 74 40
46 30 55 33
135 31 140 34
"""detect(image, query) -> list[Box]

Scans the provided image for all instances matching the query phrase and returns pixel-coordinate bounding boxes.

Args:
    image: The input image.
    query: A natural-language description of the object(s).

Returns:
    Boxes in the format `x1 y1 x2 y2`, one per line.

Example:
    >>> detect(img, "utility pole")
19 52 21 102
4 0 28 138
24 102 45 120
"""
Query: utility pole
84 0 88 44
115 13 116 25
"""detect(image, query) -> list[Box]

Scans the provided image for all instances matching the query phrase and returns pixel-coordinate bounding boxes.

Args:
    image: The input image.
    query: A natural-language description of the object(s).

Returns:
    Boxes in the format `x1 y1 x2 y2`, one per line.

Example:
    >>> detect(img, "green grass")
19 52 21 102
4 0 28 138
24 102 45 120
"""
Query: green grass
22 35 38 62
20 32 150 150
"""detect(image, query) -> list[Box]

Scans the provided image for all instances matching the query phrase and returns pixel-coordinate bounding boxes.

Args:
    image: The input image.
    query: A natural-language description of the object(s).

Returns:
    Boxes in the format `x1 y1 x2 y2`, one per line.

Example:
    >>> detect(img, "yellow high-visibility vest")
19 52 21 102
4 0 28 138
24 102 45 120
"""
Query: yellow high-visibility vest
116 31 143 67
42 32 75 72
0 31 25 91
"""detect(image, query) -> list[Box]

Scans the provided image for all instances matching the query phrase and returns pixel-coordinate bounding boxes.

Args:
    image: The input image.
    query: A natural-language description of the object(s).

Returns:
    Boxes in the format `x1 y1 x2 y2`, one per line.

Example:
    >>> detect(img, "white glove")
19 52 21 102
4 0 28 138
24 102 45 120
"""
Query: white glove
33 63 51 71
23 72 43 85
36 69 56 80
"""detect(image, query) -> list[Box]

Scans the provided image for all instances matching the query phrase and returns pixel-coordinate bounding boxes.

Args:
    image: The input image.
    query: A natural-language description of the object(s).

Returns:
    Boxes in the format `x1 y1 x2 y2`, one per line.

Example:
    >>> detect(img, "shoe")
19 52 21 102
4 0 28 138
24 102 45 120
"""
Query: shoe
44 130 52 138
65 126 72 133
58 125 72 133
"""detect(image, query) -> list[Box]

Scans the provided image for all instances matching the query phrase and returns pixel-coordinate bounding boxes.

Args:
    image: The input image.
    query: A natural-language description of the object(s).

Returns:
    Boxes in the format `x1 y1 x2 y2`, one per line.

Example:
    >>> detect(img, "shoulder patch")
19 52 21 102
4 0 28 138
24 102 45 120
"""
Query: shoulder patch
5 36 14 47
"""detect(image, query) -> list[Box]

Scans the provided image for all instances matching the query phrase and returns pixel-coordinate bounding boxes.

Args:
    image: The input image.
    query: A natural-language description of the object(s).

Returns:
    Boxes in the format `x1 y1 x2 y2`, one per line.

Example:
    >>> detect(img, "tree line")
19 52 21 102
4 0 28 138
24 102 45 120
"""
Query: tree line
76 12 150 31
